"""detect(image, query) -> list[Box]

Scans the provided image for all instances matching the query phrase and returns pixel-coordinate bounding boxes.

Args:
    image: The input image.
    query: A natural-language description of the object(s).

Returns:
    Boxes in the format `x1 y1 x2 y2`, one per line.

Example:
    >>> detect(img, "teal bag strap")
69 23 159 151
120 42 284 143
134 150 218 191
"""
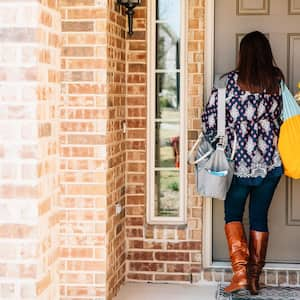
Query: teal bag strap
280 81 300 121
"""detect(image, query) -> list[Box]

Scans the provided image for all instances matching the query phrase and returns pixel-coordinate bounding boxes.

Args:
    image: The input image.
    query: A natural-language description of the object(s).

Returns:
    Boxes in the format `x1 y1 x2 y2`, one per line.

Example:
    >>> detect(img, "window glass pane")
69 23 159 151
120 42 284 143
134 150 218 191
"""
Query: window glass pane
156 23 180 69
156 73 180 119
155 170 180 217
157 0 180 23
155 122 180 168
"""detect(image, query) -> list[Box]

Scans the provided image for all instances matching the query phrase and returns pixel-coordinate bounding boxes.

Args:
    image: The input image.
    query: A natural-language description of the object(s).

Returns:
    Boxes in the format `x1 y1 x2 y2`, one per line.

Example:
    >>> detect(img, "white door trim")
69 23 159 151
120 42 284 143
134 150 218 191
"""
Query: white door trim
204 0 215 102
203 0 215 270
202 0 300 271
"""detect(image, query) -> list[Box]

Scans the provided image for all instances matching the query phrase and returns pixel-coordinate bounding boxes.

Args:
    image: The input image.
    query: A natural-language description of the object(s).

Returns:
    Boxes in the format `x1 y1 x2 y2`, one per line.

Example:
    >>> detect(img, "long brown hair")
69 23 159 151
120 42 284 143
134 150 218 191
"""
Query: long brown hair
236 31 284 94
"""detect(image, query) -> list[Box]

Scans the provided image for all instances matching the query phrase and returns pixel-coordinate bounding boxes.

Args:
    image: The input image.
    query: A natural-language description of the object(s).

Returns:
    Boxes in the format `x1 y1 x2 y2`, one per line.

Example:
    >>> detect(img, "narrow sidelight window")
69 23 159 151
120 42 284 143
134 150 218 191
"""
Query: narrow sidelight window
147 0 187 224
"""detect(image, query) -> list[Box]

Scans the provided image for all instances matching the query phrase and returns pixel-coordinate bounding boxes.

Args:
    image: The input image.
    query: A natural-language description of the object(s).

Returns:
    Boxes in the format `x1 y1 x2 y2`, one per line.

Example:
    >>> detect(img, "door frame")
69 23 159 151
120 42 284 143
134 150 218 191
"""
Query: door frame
203 0 300 271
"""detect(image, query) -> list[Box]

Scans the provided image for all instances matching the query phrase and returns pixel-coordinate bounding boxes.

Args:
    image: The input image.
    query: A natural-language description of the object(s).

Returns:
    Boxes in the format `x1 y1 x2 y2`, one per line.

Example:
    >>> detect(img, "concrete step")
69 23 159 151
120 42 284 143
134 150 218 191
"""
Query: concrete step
113 282 218 300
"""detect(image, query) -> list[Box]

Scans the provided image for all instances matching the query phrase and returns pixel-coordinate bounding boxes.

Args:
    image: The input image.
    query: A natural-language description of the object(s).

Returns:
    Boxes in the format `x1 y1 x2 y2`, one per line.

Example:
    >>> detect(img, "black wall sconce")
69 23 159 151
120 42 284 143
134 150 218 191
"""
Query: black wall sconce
117 0 141 36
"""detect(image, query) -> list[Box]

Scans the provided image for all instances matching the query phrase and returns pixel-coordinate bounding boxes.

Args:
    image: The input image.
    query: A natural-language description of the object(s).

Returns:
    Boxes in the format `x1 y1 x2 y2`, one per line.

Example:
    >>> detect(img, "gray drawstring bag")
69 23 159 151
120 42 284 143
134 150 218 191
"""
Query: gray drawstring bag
188 88 237 200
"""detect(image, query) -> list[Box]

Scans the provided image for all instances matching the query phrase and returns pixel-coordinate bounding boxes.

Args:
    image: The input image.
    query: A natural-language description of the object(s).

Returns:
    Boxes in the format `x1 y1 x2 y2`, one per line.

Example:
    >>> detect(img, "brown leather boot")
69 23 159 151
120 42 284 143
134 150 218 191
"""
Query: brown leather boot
224 222 249 293
248 230 269 295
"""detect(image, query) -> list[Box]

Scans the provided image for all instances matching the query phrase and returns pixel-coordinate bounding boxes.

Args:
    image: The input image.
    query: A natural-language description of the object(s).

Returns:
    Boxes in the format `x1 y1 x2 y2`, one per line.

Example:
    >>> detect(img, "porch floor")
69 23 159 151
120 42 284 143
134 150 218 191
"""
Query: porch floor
113 282 218 300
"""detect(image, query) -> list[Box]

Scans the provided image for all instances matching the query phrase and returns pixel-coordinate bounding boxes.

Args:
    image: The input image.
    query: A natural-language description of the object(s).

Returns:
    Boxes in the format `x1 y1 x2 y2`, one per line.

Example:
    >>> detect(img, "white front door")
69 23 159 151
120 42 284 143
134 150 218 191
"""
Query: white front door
212 0 300 263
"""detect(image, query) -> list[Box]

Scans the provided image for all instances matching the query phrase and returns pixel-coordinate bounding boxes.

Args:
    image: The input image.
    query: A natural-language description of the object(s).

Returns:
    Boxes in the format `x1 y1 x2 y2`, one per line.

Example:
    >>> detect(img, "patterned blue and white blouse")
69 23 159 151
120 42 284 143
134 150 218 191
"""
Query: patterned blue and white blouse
201 71 283 182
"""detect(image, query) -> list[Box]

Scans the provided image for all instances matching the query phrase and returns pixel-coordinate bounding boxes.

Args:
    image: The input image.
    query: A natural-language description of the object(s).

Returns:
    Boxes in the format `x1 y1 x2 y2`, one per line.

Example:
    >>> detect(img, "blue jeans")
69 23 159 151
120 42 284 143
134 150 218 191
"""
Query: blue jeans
224 175 281 232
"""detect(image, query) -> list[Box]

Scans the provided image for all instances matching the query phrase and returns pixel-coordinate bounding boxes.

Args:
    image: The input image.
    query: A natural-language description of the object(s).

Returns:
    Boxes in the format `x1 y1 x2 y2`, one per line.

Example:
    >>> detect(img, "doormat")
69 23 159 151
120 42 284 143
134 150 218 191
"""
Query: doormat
216 284 300 300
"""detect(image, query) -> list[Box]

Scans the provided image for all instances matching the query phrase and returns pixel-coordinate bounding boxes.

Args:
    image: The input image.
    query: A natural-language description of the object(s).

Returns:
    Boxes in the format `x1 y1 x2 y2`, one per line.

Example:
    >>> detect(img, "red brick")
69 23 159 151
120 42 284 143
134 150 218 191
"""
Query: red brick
62 21 94 32
126 228 143 238
128 240 144 249
59 272 94 284
155 252 190 262
154 274 190 281
127 273 153 281
62 47 94 57
167 242 201 250
128 63 146 73
60 0 95 6
166 264 191 273
128 41 146 51
289 271 298 285
127 251 153 261
68 59 106 69
67 261 105 271
129 262 164 272
143 241 163 250
67 8 106 19
126 217 144 226
127 195 145 205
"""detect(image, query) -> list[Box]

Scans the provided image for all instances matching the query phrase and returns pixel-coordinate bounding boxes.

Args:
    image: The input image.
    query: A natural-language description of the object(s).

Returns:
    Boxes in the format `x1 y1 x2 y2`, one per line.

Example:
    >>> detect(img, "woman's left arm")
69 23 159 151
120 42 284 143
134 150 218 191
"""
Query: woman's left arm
201 89 218 142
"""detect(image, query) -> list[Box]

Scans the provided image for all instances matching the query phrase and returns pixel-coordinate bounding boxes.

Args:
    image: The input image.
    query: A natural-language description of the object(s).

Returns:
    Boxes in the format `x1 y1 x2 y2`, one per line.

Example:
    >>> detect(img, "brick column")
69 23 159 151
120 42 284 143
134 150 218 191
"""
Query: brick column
60 1 108 299
0 0 60 299
60 0 127 298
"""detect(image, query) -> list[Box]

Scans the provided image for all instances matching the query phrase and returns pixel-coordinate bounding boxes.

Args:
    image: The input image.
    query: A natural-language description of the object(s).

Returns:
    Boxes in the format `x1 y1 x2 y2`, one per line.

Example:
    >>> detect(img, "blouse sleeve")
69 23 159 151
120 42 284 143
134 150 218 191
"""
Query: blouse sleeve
201 88 218 142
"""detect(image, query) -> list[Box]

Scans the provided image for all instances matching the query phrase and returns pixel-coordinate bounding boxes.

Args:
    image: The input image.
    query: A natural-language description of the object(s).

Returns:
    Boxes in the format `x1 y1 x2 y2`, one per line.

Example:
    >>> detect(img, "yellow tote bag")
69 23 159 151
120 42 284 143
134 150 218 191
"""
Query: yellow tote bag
278 82 300 179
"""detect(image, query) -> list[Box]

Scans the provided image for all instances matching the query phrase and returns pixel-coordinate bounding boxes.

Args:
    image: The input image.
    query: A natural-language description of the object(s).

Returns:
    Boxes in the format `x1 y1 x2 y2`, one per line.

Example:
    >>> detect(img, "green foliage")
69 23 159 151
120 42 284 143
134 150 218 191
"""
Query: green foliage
168 181 179 191
159 96 169 108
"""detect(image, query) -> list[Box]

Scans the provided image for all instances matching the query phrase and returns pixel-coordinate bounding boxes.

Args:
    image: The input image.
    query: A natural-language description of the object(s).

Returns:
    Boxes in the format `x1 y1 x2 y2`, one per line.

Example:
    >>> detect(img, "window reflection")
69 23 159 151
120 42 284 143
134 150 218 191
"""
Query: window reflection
155 122 180 168
157 0 180 27
156 24 180 70
155 170 180 217
156 73 180 119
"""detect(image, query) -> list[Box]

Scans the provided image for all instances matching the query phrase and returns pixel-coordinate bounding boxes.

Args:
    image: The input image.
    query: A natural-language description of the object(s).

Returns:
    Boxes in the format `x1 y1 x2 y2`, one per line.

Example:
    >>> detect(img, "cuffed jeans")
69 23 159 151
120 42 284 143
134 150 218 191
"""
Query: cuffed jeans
224 174 281 232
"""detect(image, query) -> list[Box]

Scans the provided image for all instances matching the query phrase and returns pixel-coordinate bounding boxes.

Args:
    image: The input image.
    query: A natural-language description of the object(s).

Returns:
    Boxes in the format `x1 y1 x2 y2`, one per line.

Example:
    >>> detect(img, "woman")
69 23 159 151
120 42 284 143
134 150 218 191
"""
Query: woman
202 31 284 295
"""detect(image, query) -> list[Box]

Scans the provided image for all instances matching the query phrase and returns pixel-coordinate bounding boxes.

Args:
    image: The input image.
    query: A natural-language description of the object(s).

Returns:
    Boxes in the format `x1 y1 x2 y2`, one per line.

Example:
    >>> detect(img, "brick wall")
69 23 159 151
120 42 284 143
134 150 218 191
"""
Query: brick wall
60 0 127 299
37 1 61 298
106 0 127 299
0 0 60 298
125 0 205 283
60 0 108 299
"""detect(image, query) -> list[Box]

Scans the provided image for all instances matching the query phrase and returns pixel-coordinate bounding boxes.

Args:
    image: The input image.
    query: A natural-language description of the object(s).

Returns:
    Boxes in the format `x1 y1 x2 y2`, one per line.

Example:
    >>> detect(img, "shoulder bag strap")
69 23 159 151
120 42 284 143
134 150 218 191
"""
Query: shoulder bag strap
217 88 226 139
217 88 237 160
